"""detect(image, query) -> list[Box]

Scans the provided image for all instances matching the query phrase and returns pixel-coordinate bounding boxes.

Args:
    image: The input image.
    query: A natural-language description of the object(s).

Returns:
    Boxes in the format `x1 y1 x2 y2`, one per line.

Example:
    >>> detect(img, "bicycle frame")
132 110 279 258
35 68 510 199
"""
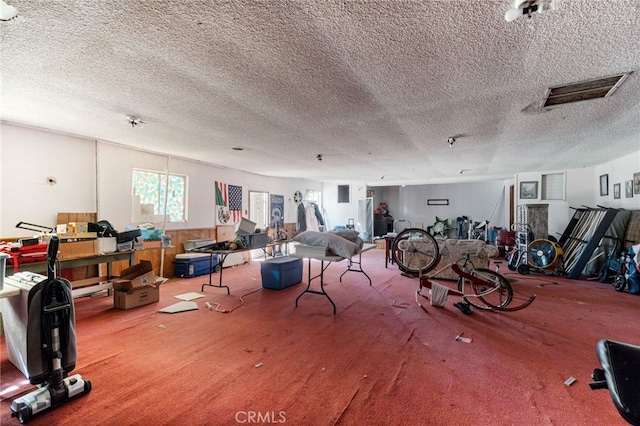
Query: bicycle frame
418 268 505 310
416 258 535 313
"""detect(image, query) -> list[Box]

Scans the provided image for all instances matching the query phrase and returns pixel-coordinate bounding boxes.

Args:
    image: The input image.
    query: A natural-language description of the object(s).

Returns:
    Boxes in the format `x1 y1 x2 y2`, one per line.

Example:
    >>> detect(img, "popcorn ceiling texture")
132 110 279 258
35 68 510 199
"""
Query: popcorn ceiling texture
1 0 638 184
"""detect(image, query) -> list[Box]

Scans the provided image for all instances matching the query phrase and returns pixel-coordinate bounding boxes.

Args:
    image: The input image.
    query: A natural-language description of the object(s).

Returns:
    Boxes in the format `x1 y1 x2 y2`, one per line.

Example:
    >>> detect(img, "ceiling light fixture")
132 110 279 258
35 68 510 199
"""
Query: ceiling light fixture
505 0 559 22
447 137 456 148
316 154 323 162
457 169 465 174
0 0 18 21
126 116 146 128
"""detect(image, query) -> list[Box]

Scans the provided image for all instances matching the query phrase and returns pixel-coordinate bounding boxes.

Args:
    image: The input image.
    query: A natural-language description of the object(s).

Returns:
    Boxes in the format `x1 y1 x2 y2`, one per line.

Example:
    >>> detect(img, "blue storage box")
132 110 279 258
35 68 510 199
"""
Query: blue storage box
260 256 303 290
173 253 220 278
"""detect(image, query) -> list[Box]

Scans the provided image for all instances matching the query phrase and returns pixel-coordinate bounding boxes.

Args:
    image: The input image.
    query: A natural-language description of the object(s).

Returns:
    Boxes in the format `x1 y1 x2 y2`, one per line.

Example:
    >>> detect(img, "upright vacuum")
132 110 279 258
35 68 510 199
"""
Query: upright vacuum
10 237 91 424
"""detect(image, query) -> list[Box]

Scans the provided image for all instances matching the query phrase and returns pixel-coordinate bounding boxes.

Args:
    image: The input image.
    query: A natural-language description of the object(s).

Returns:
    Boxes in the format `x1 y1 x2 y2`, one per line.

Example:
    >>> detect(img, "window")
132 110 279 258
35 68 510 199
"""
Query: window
337 185 350 203
541 173 565 200
305 189 322 208
132 169 187 222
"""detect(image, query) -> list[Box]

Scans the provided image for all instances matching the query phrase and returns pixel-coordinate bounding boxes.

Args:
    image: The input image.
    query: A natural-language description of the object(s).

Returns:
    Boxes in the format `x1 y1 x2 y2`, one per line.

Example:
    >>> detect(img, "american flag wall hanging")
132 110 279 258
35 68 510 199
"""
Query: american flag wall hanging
215 181 243 225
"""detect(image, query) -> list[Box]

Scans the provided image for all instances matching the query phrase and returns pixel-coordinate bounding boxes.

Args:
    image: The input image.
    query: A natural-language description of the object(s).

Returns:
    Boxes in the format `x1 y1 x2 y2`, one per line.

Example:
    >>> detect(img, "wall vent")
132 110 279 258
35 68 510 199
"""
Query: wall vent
543 73 630 107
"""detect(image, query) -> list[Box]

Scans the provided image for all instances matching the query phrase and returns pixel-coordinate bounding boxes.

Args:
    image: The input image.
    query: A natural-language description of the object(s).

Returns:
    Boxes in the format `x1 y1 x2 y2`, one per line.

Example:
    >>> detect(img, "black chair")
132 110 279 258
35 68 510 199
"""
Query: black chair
590 339 640 425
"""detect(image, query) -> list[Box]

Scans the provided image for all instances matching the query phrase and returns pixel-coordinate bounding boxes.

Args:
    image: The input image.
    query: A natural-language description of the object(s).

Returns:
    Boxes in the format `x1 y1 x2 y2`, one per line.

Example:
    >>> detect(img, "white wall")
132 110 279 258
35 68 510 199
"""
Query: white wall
2 122 638 239
394 180 510 235
516 150 640 239
516 167 595 239
1 125 96 236
1 123 320 237
367 150 639 241
595 151 640 210
321 181 367 231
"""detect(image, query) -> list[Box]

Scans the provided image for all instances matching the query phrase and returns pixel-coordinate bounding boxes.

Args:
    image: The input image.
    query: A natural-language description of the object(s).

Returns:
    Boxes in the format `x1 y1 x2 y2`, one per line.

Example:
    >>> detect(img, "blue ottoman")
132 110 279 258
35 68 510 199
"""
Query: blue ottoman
260 256 303 290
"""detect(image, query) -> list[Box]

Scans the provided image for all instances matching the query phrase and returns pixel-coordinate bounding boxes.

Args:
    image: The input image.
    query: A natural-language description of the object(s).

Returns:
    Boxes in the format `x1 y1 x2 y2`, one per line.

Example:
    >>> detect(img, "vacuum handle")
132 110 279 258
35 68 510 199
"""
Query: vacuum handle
47 236 60 280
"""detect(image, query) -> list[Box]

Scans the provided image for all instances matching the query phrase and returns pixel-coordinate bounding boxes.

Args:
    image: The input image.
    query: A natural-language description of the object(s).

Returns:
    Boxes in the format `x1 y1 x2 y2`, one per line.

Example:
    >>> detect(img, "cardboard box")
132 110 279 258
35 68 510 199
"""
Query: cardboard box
58 240 98 260
113 286 159 310
216 225 235 242
112 261 157 293
112 261 162 309
142 240 162 249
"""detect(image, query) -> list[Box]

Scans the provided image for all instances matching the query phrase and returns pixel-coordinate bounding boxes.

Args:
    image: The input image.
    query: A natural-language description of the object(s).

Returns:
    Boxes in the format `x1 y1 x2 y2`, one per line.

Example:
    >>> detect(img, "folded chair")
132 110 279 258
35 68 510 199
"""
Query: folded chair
590 339 640 425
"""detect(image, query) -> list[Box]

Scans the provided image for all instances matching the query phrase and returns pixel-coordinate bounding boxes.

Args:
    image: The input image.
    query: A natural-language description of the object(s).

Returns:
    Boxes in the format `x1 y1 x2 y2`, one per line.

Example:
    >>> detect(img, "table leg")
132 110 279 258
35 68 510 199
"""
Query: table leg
201 253 230 294
295 258 336 314
339 251 372 286
385 238 392 268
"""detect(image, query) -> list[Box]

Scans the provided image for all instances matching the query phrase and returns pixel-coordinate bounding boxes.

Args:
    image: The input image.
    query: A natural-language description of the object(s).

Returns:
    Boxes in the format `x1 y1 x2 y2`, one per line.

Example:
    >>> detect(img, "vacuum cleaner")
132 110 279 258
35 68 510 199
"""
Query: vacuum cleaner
10 236 91 423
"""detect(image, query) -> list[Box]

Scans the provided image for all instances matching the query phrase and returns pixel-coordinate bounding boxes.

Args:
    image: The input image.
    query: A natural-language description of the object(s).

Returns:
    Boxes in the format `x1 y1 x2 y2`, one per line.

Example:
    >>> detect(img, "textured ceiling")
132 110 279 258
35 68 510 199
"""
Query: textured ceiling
1 0 639 186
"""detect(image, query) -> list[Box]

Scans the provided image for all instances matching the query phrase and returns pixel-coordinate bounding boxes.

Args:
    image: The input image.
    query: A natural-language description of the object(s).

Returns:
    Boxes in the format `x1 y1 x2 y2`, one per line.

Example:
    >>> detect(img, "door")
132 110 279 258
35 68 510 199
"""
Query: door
249 191 269 231
357 197 374 243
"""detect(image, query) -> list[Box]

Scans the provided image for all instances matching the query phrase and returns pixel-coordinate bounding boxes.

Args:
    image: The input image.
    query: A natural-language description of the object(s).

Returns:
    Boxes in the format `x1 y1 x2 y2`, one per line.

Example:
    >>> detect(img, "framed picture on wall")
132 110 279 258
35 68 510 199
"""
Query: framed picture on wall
634 172 640 195
600 174 609 196
626 180 634 198
519 181 537 199
613 183 621 199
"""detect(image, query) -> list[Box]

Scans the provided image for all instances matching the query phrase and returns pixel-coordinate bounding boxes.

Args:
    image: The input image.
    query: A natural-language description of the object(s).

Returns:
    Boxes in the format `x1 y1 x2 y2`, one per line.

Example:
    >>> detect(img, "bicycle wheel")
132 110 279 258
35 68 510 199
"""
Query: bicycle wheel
458 268 513 310
391 228 439 275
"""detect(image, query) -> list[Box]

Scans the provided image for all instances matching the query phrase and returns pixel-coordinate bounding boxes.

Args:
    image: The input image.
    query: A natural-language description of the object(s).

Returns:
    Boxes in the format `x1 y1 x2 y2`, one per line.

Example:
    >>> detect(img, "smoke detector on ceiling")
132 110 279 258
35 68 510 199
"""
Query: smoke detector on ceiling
505 0 559 22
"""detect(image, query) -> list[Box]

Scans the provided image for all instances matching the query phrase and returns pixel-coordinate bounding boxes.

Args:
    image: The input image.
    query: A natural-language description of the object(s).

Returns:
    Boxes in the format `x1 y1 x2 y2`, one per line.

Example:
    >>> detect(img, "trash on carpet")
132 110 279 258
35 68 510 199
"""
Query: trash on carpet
175 292 205 301
158 301 199 313
455 333 472 343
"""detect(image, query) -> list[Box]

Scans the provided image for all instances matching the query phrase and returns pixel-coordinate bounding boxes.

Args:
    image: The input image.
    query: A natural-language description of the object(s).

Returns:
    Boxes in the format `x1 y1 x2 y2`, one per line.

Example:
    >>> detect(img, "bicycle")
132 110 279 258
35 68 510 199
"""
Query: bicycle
416 253 517 314
506 223 533 271
391 228 535 313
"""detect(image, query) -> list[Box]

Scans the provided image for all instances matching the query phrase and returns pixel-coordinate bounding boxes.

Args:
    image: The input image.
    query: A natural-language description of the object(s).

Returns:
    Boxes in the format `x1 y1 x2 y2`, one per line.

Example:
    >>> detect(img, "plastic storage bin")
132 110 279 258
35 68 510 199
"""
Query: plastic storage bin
260 256 303 290
173 253 220 278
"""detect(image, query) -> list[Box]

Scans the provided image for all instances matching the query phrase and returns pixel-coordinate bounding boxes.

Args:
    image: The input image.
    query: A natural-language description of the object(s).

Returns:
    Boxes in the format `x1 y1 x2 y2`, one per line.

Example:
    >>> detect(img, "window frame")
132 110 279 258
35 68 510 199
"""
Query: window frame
132 168 187 223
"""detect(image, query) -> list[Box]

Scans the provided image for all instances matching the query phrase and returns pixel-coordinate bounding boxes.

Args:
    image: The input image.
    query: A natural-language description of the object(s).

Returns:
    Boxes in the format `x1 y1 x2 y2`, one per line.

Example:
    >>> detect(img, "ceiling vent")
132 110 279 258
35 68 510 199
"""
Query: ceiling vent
543 73 630 107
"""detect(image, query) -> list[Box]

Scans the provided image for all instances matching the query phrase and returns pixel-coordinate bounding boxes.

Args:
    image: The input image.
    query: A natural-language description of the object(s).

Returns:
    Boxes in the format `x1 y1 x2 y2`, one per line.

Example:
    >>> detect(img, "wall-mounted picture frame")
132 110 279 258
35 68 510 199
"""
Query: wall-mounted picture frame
519 181 538 199
427 199 449 206
613 183 621 199
626 180 634 198
634 172 640 195
600 174 609 196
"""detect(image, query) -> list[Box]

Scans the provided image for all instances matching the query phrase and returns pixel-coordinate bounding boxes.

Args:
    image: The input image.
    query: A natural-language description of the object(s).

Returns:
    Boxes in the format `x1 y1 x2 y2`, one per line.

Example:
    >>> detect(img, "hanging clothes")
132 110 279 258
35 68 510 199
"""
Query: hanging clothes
313 203 325 227
305 202 320 232
297 202 307 232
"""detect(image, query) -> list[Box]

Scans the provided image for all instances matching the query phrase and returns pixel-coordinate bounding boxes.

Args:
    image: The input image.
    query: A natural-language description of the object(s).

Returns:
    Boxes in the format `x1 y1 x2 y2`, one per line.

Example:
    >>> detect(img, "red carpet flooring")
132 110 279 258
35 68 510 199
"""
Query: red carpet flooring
1 248 637 425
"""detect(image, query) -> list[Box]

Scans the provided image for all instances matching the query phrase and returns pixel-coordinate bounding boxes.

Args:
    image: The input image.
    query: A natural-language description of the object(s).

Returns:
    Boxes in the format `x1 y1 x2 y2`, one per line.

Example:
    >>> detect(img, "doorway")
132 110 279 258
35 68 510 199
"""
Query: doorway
249 191 269 231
